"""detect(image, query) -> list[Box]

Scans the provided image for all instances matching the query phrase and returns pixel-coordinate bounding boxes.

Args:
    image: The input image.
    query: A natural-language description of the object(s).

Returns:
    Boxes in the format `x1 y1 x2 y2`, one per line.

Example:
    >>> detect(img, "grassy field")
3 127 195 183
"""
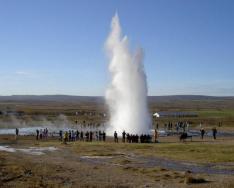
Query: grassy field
64 139 234 163
0 95 234 187
1 135 234 187
4 135 234 164
0 96 234 129
197 110 234 118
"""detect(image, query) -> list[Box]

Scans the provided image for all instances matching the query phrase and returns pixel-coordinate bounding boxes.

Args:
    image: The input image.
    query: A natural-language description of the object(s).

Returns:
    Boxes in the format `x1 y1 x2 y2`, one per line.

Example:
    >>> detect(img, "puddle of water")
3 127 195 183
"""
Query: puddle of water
28 147 58 152
80 156 113 159
0 146 16 153
0 145 58 155
17 149 45 155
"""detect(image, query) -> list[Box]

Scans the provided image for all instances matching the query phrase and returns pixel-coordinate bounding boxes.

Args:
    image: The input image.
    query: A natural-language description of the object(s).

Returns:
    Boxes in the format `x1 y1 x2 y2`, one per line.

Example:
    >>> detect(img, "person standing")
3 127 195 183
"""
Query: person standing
80 131 84 141
95 131 98 141
176 123 179 132
200 128 205 139
71 130 75 141
36 129 39 140
64 131 68 144
89 131 93 142
59 130 63 141
69 130 72 142
212 127 217 140
76 130 80 141
39 129 43 139
15 128 19 140
114 131 118 143
122 130 126 143
99 131 102 141
103 131 106 142
85 131 89 142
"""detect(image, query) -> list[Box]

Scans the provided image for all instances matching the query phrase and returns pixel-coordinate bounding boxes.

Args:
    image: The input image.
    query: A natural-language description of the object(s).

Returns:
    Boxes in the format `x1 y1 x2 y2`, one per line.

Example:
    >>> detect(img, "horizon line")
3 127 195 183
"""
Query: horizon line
0 94 233 97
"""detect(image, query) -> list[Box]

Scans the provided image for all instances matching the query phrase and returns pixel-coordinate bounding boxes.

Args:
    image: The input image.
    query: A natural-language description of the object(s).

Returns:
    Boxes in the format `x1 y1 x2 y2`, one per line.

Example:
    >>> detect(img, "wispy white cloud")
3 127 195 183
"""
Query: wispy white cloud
15 71 31 76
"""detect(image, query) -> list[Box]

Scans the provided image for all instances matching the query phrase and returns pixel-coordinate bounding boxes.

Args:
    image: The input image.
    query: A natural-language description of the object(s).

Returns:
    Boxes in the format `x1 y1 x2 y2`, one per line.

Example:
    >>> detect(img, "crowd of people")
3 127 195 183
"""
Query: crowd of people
36 128 49 140
114 131 153 143
155 121 219 140
156 121 219 139
13 121 219 143
200 127 217 140
158 121 190 132
60 130 106 144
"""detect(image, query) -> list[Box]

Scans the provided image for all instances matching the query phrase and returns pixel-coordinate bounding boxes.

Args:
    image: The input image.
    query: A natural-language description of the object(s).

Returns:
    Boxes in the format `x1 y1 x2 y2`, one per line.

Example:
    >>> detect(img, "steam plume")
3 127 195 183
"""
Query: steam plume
105 13 151 135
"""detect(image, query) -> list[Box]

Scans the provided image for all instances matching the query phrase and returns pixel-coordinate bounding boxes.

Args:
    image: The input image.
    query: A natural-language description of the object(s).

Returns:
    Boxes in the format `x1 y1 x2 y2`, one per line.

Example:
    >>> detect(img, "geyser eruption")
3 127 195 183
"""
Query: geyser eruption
105 14 151 135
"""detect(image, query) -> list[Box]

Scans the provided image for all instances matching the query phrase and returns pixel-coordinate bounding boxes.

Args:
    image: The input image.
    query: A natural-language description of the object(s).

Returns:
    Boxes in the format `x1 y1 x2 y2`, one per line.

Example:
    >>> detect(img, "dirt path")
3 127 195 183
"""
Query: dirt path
79 152 234 175
1 143 234 176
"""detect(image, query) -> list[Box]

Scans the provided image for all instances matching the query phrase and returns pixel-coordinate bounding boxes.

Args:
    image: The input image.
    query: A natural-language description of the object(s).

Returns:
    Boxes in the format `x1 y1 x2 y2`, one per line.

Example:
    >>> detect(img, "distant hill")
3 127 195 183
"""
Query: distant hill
0 95 233 112
0 95 233 103
0 95 105 103
148 95 234 102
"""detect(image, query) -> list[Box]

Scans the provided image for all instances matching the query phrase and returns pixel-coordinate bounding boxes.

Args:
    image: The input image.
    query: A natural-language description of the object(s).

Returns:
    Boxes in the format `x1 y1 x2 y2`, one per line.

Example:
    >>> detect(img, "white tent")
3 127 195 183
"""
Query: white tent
153 112 160 118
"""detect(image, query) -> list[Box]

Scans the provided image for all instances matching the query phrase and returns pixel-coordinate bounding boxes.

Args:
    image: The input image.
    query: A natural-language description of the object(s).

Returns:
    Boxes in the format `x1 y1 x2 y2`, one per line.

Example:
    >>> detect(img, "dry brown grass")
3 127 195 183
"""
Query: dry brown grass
1 135 234 187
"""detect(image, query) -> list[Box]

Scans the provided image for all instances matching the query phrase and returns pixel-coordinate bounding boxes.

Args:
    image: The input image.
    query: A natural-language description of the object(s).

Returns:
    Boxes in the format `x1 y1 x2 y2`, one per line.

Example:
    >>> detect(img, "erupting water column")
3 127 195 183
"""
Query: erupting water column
105 14 151 135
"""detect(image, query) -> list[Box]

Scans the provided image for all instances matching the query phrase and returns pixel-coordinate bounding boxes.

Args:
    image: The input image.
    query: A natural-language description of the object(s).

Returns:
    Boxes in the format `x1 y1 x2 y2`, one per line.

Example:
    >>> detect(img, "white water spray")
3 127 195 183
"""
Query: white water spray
105 14 151 135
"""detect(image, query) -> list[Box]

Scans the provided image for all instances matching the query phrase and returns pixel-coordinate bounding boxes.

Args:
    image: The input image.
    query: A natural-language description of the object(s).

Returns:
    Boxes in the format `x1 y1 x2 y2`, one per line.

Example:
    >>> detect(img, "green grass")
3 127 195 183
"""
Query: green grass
64 141 234 163
145 142 234 163
3 135 234 164
198 110 234 118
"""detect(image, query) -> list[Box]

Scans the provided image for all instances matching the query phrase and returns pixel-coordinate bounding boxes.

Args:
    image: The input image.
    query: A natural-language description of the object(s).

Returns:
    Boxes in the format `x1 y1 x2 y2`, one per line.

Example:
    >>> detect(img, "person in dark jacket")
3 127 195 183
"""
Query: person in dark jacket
114 131 118 143
200 128 205 139
36 129 40 140
212 127 217 140
103 131 106 142
122 131 126 143
15 128 19 140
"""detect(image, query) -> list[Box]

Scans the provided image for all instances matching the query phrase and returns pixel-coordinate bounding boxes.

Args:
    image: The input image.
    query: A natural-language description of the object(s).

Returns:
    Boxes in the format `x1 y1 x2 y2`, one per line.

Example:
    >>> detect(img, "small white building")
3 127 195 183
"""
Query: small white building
153 111 197 118
153 112 160 118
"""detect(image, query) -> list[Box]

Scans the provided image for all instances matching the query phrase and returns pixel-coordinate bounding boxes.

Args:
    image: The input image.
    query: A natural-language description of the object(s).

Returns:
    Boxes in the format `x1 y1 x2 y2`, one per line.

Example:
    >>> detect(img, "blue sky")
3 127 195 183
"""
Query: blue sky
0 0 233 96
